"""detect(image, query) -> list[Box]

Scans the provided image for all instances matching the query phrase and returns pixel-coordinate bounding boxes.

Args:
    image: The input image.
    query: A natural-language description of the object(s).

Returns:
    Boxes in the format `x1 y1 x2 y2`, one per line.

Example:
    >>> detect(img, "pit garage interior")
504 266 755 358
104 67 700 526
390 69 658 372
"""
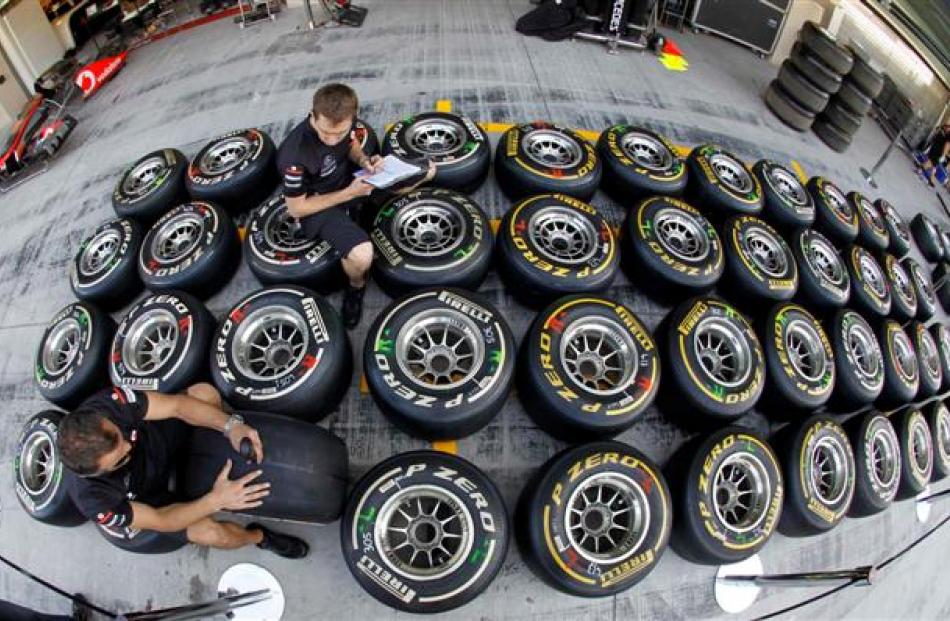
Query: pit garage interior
0 0 949 619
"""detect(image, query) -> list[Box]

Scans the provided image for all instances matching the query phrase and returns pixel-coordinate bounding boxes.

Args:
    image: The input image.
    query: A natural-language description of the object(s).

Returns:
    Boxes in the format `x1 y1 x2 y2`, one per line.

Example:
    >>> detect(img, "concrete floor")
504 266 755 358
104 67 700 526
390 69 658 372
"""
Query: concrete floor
1 1 949 618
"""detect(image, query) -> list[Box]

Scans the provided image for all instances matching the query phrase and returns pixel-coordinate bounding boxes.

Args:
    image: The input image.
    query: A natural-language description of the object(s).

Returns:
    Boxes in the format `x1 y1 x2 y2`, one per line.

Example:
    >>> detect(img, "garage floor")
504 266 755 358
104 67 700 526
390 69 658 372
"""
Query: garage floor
2 1 949 618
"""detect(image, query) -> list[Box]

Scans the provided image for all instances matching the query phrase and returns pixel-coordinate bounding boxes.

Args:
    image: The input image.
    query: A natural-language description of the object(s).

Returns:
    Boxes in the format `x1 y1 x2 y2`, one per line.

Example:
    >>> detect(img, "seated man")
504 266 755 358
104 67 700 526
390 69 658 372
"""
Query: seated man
58 383 308 558
919 123 950 187
277 82 434 328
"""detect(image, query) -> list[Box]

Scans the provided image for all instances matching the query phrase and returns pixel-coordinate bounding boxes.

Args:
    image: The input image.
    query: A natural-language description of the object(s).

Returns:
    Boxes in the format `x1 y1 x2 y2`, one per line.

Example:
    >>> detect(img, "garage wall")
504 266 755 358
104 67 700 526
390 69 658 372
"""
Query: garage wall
0 0 65 87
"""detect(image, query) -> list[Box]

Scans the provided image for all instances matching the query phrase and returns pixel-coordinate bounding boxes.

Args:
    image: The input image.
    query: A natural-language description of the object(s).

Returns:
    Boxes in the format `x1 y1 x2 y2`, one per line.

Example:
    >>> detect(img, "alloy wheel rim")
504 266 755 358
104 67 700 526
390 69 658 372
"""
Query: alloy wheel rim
121 309 178 375
785 319 827 382
620 132 674 172
19 432 55 496
709 153 753 194
565 472 649 564
806 235 845 285
151 213 205 263
396 309 485 391
80 229 121 276
858 254 887 298
374 485 474 581
198 136 252 176
528 206 598 265
712 452 771 534
560 317 638 396
42 318 81 375
264 206 312 251
845 318 882 384
810 436 850 505
892 331 918 382
122 156 168 196
407 119 465 156
654 208 710 261
768 166 808 206
231 306 309 381
744 226 787 277
522 129 583 169
869 427 899 490
694 316 752 388
393 201 466 257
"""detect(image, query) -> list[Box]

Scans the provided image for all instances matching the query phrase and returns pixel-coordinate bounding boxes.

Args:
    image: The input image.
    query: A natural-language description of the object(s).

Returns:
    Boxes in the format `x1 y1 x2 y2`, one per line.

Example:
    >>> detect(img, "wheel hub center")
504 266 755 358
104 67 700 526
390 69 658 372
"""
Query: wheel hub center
409 517 443 549
580 505 611 536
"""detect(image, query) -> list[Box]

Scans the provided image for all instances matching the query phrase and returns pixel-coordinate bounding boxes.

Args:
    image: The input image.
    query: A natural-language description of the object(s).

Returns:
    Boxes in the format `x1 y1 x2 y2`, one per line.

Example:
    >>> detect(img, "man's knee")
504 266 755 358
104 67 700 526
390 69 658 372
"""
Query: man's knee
186 383 221 407
344 242 373 272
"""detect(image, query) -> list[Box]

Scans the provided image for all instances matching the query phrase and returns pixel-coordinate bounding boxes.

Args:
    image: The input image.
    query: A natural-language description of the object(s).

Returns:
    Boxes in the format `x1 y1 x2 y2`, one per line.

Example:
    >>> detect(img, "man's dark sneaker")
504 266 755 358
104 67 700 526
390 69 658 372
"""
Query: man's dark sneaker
71 593 90 621
342 284 366 329
249 523 309 559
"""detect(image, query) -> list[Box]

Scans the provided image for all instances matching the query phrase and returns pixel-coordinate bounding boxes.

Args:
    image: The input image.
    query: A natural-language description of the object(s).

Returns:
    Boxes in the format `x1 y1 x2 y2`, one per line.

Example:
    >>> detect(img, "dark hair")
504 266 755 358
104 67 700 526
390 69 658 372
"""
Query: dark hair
57 408 119 476
312 83 358 124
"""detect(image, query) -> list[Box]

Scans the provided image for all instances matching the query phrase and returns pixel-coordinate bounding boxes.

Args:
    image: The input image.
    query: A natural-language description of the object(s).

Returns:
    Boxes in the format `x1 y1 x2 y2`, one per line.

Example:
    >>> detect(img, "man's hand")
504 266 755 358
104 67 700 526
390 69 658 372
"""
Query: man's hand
423 160 436 182
228 422 264 463
209 460 270 511
346 176 374 198
362 154 384 174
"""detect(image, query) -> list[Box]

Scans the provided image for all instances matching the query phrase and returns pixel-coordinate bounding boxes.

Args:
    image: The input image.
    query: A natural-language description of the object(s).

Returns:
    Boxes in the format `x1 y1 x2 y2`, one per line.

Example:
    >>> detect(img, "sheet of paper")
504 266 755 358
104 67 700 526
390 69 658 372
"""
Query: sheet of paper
355 155 423 189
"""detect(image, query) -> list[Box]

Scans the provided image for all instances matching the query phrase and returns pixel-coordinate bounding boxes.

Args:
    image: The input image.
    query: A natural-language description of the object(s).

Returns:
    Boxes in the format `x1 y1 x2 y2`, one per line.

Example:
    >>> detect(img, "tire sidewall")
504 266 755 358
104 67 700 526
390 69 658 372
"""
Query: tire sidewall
765 304 835 408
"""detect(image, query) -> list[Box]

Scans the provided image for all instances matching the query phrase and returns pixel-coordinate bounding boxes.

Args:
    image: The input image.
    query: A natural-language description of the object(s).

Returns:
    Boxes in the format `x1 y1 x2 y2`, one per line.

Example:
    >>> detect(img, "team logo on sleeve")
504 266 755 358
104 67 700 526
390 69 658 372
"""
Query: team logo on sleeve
96 511 127 527
111 386 137 404
283 165 304 190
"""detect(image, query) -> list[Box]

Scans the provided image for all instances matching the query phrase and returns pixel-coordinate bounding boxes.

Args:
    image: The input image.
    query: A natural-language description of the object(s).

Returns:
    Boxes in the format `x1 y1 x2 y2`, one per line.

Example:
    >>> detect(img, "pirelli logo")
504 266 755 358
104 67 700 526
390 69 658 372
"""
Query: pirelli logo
357 556 416 603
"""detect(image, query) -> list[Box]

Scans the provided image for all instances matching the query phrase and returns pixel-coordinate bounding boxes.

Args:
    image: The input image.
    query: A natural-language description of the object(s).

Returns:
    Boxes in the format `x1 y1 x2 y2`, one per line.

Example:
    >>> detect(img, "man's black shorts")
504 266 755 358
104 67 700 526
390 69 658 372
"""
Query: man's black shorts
300 198 370 258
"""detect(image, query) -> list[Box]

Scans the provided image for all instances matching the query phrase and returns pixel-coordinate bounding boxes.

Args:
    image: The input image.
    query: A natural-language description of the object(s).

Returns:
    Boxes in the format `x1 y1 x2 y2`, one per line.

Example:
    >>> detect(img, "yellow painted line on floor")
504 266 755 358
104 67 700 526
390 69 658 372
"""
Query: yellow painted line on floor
478 121 515 134
435 99 453 113
490 218 501 234
575 129 600 142
359 374 369 394
673 145 692 157
431 440 458 454
790 160 808 184
237 226 247 242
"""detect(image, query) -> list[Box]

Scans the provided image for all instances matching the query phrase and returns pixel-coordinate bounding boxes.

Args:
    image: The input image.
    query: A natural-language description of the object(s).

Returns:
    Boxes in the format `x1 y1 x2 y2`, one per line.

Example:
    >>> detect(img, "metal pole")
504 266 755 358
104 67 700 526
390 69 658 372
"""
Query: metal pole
861 128 903 190
720 565 876 588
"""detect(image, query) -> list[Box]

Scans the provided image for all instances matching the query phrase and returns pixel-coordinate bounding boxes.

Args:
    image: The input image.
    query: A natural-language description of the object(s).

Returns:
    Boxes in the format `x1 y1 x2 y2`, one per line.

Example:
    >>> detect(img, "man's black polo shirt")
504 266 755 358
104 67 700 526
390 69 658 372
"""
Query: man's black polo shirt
276 117 357 198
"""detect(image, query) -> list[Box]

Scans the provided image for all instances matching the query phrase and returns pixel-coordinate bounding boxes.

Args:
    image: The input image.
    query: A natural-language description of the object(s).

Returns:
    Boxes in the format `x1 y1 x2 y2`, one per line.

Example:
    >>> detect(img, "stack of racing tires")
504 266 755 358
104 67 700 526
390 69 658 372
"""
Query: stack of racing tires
19 109 950 613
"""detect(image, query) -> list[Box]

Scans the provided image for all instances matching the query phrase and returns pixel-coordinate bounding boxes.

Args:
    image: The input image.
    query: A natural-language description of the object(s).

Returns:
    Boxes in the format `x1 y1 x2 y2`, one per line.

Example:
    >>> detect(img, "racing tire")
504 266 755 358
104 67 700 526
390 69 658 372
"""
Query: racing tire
210 286 351 422
596 124 688 200
110 291 213 393
382 111 490 193
183 410 348 522
845 47 885 99
846 412 900 516
97 524 187 554
516 442 671 596
835 80 873 116
721 215 798 305
70 218 143 310
776 415 855 536
902 257 936 320
877 320 920 407
929 322 950 392
925 400 950 480
753 160 815 231
934 262 950 313
364 288 515 440
663 296 765 423
844 245 891 318
764 81 815 132
493 122 601 201
789 41 842 94
849 191 889 251
340 451 509 613
807 176 858 245
761 303 836 412
244 194 344 292
112 148 189 225
35 302 115 408
910 213 944 263
14 411 84 526
821 99 861 135
186 128 278 212
139 202 240 298
883 253 918 322
895 408 933 499
910 321 942 399
791 228 850 311
877 199 911 257
777 60 830 113
686 144 763 217
667 427 783 564
370 188 493 297
829 309 885 408
518 295 660 440
496 194 619 305
622 196 723 297
813 117 853 153
799 22 854 75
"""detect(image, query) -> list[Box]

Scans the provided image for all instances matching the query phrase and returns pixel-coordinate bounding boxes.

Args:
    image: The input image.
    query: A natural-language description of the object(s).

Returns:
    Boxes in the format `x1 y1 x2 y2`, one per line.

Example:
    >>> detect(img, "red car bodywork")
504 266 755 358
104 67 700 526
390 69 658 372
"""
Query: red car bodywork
0 95 77 179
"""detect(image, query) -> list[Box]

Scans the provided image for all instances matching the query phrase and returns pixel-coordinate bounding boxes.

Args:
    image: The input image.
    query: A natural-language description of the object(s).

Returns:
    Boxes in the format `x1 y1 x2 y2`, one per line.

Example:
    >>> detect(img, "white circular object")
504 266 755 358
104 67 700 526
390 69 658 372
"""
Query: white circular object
217 563 285 621
915 486 932 524
715 554 764 614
